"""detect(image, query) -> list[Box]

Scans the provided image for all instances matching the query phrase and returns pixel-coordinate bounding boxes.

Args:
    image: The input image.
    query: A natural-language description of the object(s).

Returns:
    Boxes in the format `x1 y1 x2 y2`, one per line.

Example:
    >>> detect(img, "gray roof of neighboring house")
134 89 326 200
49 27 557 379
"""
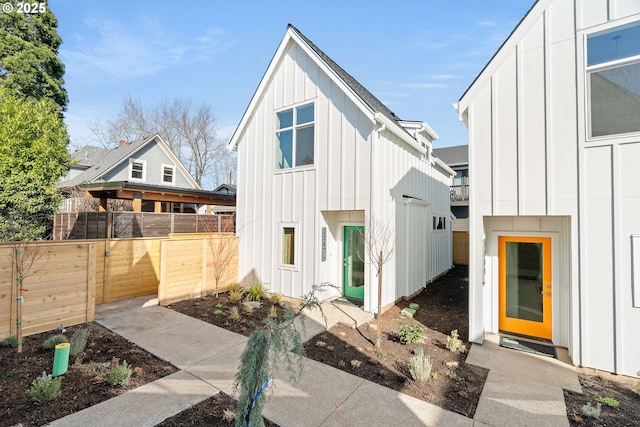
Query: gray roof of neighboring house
214 183 237 194
58 136 153 188
288 24 407 129
432 145 468 166
70 146 110 168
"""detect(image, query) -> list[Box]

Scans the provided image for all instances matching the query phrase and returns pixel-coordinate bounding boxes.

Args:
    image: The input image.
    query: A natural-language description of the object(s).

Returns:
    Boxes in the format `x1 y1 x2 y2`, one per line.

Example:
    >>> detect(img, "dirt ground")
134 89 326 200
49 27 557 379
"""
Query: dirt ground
0 322 177 427
564 368 640 426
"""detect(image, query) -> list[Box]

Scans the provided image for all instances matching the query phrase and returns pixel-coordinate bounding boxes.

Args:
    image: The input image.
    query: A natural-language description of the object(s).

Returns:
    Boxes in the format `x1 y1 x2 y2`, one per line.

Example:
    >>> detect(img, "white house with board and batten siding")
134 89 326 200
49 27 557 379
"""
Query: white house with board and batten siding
230 24 454 314
455 0 640 376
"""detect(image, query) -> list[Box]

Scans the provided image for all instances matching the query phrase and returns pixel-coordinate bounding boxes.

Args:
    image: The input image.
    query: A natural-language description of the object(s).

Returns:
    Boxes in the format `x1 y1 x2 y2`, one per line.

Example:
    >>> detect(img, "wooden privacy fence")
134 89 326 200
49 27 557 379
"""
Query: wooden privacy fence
0 234 238 339
158 233 239 305
53 212 235 240
0 241 96 339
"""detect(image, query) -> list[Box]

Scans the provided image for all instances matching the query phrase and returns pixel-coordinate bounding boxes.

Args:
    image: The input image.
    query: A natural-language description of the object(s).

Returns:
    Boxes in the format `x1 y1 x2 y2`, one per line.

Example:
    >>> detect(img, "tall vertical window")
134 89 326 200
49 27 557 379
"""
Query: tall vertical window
130 160 145 181
276 103 314 169
587 21 640 138
282 227 295 265
162 165 175 184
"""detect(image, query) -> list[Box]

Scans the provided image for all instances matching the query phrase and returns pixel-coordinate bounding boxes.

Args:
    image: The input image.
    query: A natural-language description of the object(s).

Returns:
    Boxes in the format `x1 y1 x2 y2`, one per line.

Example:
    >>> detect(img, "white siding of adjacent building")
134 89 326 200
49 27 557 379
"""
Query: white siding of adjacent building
459 0 640 376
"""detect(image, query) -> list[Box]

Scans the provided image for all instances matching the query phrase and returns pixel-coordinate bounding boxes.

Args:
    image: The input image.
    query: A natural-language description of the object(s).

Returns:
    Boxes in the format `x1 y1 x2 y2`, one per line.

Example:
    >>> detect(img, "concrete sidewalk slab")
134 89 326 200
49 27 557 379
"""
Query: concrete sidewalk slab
321 379 474 427
118 318 247 369
96 304 195 338
184 342 246 392
473 370 570 427
48 370 218 427
466 339 581 393
261 358 366 427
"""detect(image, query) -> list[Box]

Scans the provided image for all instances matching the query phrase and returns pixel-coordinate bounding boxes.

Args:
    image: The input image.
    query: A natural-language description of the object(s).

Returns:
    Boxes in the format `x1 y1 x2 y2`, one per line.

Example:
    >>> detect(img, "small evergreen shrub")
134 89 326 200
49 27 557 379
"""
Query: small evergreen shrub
229 289 244 303
408 347 432 382
446 369 465 383
446 329 467 354
1 335 18 347
213 309 223 316
229 306 241 322
582 402 601 419
69 327 90 357
245 283 266 301
105 360 132 387
215 302 224 309
595 396 620 408
398 323 426 344
42 334 68 349
28 371 62 404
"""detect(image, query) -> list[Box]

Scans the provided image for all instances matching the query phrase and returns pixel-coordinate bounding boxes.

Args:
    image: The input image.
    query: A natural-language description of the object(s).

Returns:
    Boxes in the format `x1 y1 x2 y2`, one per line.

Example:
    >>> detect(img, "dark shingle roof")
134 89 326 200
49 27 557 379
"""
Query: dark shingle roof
288 24 406 128
58 136 154 188
70 146 110 167
432 145 468 166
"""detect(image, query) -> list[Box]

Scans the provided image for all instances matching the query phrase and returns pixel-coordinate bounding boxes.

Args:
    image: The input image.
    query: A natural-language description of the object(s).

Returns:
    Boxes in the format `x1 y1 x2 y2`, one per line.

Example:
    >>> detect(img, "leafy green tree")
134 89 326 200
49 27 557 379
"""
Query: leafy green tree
0 88 69 241
0 1 68 109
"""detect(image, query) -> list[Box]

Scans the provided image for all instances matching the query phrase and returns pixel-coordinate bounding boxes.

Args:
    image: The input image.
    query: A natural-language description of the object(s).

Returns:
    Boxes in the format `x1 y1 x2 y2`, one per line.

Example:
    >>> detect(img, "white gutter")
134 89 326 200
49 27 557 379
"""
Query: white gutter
434 156 456 177
374 112 426 155
419 122 439 141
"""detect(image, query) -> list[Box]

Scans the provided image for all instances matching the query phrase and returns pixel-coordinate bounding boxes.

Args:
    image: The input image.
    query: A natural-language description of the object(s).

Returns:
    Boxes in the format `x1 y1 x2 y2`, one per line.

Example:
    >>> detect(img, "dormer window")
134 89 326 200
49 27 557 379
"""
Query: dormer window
276 103 315 169
129 160 146 181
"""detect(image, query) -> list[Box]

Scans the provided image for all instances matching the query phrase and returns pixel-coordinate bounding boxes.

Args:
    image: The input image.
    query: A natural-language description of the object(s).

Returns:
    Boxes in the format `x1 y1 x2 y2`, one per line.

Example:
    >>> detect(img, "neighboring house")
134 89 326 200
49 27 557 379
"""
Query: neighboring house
456 0 640 376
230 24 454 314
58 134 234 212
433 145 469 265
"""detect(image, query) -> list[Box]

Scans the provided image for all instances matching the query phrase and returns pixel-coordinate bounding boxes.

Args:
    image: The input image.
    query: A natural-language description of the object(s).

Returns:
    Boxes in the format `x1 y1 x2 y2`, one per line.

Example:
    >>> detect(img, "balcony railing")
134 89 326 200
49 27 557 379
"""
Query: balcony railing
451 182 469 202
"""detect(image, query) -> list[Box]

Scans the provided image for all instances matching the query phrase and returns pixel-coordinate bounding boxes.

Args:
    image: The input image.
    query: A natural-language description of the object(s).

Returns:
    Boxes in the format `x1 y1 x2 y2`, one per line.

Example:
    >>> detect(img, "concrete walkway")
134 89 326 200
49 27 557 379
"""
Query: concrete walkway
49 296 580 427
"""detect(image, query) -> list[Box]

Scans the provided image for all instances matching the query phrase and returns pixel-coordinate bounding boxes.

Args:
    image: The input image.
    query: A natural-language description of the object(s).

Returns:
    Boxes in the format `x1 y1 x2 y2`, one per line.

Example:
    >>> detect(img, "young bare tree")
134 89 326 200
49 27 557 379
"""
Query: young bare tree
203 214 237 297
5 242 43 353
359 215 395 347
88 95 236 189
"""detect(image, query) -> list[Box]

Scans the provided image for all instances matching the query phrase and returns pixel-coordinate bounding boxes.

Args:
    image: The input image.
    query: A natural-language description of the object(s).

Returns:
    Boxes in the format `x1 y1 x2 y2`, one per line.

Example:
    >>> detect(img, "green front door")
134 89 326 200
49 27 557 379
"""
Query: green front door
343 226 365 300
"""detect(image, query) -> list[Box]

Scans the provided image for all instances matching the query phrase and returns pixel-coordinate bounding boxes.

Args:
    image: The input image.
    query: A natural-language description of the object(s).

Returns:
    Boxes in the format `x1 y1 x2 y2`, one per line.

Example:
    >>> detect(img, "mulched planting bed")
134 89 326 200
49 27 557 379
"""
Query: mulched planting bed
169 265 488 418
0 322 177 427
564 368 640 426
156 392 279 426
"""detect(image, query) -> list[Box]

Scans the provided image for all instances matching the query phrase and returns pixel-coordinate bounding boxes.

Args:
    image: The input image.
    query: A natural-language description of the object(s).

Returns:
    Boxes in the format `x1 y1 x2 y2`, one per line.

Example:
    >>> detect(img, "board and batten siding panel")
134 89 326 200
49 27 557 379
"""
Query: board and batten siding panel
519 14 547 215
493 50 519 215
616 142 640 374
582 146 615 372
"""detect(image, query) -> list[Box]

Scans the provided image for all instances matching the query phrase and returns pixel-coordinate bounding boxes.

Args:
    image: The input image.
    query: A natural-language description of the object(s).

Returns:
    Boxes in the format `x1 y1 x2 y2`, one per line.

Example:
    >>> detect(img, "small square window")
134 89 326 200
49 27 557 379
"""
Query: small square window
433 216 446 230
282 227 295 265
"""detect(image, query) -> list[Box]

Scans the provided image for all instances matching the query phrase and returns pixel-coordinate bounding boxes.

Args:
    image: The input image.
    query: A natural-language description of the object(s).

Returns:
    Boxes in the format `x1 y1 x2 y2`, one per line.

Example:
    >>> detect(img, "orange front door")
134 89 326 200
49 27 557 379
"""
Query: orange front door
498 236 552 340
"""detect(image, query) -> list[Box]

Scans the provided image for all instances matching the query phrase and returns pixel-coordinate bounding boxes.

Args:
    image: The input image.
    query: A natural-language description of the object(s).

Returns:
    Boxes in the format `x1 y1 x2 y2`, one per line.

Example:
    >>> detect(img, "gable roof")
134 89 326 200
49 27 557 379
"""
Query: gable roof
229 24 436 153
432 145 468 167
456 0 542 116
58 134 200 190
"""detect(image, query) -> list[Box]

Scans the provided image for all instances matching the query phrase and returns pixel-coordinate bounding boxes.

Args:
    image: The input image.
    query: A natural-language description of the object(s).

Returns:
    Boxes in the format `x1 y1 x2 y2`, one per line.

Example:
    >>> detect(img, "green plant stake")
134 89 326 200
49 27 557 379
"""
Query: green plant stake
52 342 70 376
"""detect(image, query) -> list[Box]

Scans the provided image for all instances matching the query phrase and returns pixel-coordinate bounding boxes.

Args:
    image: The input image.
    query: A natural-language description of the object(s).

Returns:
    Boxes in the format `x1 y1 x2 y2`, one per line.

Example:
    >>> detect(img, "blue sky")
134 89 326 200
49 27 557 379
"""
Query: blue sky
49 0 535 149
